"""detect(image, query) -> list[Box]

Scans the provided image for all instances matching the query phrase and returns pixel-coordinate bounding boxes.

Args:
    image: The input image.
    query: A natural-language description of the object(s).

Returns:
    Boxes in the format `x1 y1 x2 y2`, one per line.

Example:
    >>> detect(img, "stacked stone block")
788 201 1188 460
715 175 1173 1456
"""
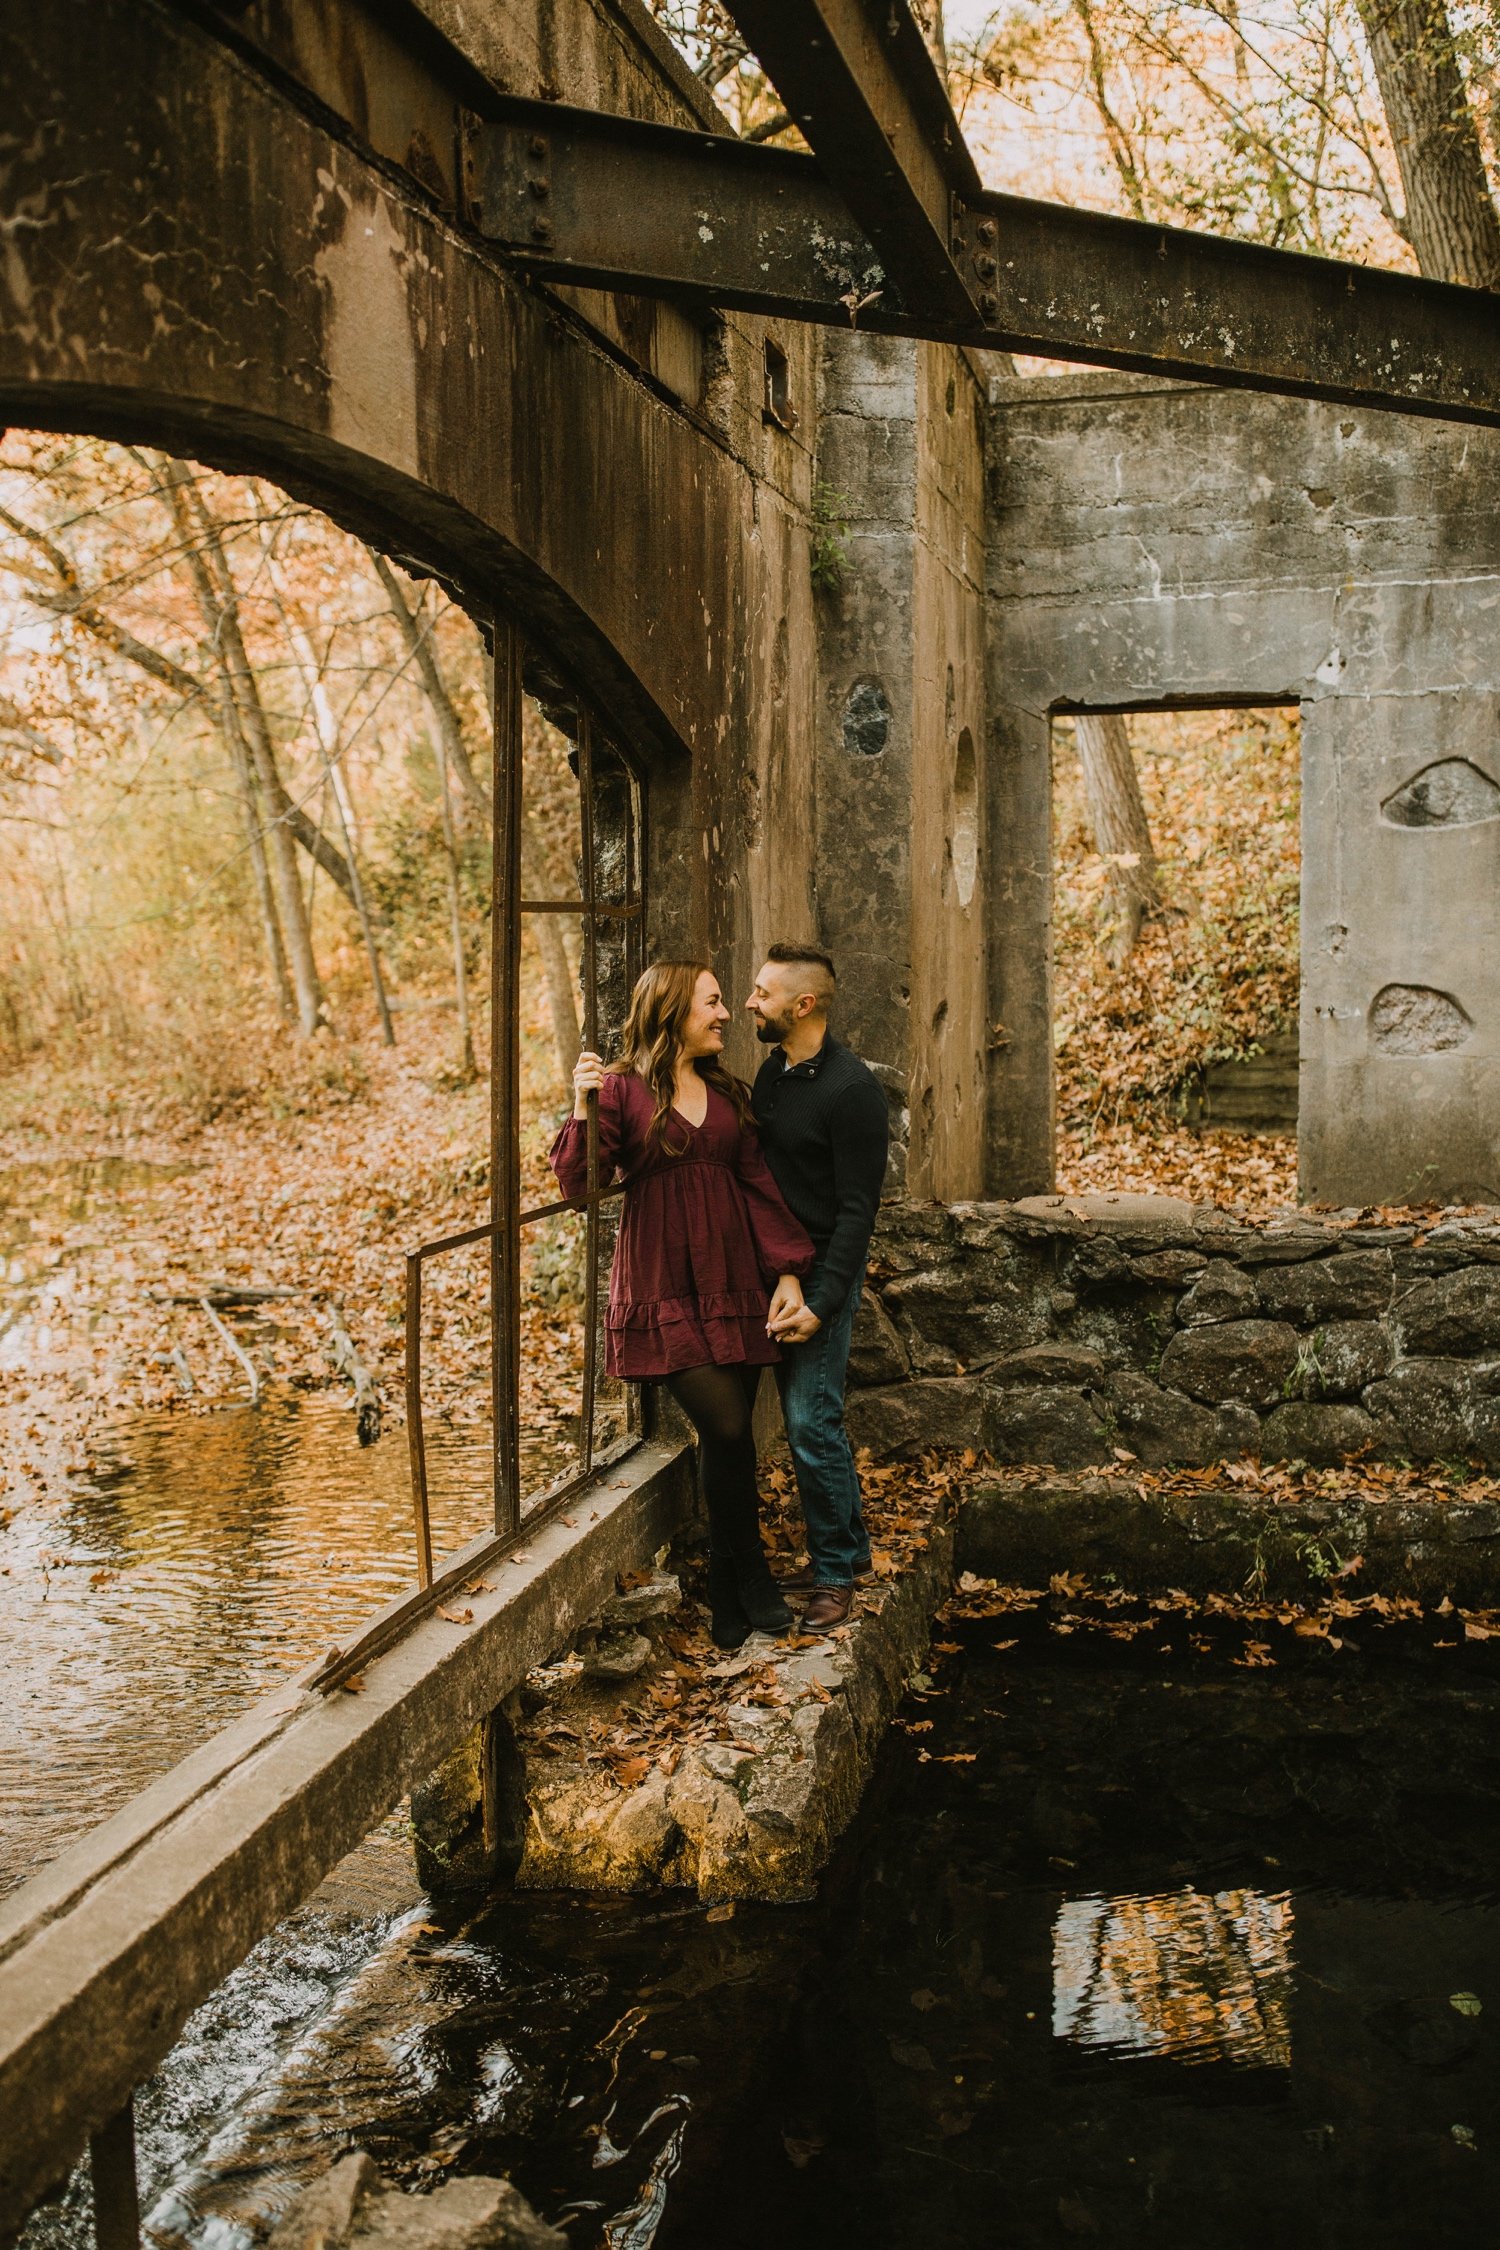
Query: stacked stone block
847 1193 1500 1468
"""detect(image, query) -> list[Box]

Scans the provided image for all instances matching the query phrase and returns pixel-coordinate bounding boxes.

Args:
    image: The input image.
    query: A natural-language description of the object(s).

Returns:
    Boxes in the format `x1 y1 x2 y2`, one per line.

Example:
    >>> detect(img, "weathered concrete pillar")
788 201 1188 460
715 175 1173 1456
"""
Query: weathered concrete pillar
410 1708 527 1894
813 331 919 1183
984 702 1054 1195
1301 687 1500 1204
812 332 990 1198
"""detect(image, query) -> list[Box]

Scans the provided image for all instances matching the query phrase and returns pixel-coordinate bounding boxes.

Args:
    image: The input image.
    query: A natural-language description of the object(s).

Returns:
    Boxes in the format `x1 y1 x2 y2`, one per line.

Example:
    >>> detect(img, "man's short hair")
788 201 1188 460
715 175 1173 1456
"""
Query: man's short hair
765 942 836 1012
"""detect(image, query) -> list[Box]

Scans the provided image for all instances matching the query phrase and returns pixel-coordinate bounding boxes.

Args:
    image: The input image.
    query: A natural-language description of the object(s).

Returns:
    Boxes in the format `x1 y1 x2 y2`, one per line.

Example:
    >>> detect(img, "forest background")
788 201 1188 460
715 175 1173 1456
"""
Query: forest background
2 0 1498 1462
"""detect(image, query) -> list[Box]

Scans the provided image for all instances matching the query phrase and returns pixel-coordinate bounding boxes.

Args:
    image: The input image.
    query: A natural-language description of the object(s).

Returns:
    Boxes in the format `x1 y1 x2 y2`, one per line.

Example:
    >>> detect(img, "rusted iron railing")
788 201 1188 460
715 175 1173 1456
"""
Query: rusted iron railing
401 1185 628 1593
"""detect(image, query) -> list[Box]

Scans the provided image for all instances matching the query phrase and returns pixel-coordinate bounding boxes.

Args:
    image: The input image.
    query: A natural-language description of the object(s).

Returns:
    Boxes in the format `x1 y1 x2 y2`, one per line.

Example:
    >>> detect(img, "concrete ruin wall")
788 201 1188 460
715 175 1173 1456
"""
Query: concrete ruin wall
0 0 994 1202
984 372 1500 1208
812 334 992 1198
19 2 1500 1220
847 1193 1500 1471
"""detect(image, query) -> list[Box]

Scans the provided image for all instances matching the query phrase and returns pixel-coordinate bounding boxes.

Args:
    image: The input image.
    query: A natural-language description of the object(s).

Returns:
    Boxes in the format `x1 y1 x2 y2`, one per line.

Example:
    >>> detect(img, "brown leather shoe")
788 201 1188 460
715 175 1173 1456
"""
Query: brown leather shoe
800 1584 855 1632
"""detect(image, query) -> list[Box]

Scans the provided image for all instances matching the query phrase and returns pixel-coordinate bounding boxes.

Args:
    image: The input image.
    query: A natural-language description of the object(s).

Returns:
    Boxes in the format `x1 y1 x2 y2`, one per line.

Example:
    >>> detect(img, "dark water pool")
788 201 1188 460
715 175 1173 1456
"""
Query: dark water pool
30 1609 1500 2250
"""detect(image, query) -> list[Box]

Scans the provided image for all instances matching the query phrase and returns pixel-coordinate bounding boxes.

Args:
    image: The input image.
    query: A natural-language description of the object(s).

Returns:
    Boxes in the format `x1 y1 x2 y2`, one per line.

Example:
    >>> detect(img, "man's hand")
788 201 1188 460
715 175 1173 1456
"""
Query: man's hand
766 1274 804 1334
771 1303 823 1345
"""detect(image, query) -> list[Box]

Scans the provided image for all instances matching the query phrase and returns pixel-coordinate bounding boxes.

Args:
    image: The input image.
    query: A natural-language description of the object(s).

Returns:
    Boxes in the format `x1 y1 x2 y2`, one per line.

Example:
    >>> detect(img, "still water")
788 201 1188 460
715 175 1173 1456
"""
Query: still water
26 1612 1500 2250
10 1163 1500 2245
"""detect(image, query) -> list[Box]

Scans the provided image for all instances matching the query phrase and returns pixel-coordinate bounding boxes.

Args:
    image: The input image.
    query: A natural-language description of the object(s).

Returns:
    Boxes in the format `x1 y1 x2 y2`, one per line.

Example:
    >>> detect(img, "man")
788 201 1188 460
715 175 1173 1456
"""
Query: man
747 943 890 1631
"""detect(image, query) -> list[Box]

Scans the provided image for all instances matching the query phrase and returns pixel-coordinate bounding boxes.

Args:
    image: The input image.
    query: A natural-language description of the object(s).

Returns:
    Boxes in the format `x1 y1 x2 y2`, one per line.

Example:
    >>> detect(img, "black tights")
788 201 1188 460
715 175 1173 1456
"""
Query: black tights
664 1362 766 1566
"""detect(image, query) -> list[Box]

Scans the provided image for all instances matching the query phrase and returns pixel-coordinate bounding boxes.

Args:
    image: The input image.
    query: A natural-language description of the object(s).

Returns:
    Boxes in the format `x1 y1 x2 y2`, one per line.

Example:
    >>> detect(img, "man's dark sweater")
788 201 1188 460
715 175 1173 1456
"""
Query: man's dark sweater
752 1032 889 1324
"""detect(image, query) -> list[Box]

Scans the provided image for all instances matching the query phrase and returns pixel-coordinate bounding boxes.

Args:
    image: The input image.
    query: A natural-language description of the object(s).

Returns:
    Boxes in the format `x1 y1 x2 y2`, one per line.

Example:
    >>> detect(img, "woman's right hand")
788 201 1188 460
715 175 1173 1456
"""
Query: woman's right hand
573 1051 605 1118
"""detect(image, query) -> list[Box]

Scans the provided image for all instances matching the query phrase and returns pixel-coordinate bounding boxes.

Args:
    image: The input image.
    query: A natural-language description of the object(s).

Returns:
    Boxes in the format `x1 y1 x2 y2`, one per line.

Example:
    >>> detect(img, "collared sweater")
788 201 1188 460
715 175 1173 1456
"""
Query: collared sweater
751 1032 889 1323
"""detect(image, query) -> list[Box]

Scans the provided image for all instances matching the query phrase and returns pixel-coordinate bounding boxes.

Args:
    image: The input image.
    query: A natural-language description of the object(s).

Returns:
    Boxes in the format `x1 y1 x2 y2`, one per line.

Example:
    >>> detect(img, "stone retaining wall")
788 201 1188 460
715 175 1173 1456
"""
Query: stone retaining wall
847 1192 1500 1469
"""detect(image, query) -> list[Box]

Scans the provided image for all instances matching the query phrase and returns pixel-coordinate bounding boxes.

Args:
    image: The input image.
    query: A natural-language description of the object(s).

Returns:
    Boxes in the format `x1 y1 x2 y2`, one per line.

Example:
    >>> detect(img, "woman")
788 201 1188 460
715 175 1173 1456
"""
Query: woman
550 961 815 1647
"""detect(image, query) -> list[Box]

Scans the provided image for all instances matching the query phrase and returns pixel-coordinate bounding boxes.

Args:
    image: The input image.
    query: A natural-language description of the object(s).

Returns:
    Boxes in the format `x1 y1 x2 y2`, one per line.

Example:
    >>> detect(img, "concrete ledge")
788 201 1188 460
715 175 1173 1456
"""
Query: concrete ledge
509 1523 956 1903
0 1439 694 2233
958 1471 1500 1603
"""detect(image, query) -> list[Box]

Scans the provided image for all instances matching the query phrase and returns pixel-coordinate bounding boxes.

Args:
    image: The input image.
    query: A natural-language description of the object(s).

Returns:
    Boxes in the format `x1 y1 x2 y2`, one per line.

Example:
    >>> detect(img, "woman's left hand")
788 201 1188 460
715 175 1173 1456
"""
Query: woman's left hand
767 1274 804 1335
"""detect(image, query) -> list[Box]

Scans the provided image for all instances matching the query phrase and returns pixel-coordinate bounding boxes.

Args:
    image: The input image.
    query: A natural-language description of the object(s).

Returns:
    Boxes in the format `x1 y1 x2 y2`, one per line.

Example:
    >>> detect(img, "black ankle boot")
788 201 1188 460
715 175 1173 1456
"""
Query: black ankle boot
733 1559 794 1636
707 1545 752 1649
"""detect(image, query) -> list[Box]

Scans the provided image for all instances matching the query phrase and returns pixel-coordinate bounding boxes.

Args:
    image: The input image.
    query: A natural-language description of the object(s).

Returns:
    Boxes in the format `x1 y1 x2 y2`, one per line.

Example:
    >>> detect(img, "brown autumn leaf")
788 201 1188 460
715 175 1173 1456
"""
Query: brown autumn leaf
705 1902 735 1923
438 1605 473 1626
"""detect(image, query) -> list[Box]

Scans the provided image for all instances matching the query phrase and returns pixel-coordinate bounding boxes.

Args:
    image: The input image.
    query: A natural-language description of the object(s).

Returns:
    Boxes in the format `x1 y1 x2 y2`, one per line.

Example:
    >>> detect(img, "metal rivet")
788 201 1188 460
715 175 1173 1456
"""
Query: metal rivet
532 216 553 242
978 218 997 245
979 290 998 319
529 136 548 160
977 253 996 279
528 176 550 198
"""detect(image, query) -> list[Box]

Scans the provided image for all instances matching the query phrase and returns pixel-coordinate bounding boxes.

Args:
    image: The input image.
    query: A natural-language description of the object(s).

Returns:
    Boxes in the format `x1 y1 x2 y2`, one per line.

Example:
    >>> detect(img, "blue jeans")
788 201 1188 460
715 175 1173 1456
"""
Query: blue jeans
774 1267 870 1587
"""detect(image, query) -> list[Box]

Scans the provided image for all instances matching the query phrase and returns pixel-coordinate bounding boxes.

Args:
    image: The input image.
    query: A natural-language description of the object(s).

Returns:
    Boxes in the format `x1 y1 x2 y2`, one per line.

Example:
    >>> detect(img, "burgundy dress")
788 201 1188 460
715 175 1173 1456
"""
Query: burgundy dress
549 1070 815 1379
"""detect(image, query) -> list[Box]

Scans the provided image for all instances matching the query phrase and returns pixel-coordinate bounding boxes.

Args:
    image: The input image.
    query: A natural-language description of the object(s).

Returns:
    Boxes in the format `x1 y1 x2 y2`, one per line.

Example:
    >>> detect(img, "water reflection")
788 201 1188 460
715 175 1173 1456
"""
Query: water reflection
0 1397 493 1896
1053 1888 1293 2068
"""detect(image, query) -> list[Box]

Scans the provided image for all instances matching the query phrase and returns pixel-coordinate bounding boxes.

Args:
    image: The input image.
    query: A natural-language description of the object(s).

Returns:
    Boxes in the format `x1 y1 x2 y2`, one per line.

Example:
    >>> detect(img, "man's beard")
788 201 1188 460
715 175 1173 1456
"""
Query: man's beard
754 1009 796 1044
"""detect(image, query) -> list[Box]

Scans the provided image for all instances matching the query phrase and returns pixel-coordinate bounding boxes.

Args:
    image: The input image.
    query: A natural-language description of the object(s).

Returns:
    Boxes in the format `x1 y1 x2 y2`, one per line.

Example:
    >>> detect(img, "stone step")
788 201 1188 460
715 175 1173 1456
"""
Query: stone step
958 1469 1500 1605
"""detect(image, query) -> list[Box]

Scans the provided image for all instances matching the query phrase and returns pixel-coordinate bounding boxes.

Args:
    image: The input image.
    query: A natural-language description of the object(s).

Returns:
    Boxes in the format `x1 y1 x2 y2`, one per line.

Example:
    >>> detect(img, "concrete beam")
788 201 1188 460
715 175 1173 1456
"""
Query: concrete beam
0 1440 694 2234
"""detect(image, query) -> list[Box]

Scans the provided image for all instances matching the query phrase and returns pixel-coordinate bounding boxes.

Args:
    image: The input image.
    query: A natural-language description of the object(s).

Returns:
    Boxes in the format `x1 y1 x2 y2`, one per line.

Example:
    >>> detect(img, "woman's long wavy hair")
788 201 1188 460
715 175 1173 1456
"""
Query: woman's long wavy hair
607 960 754 1153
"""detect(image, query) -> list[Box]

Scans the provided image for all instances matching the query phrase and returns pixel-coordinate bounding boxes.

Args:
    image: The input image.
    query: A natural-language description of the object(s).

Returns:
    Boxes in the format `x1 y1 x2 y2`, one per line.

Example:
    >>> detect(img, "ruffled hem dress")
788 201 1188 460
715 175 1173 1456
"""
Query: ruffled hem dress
549 1069 816 1379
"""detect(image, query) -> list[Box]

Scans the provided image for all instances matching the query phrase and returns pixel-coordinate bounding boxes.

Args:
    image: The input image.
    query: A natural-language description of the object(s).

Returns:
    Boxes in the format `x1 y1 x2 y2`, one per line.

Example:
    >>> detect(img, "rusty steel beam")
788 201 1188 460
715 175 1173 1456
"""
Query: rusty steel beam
471 100 888 321
472 99 1500 427
716 0 984 323
189 5 1498 426
974 189 1500 427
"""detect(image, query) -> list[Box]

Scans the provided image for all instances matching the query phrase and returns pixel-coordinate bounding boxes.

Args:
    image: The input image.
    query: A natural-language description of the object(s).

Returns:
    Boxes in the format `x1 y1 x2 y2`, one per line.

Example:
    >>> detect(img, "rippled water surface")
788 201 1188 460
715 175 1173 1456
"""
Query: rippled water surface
0 1156 501 1894
0 1396 496 1893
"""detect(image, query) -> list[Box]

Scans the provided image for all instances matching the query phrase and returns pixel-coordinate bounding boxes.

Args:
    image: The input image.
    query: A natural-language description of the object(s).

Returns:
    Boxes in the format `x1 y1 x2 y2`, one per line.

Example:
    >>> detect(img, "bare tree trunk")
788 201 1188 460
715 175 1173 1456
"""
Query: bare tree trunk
0 486 301 1022
435 733 477 1079
261 551 396 1045
218 672 295 1021
530 900 582 1085
371 549 580 1081
914 0 947 74
161 469 325 1035
1074 713 1161 967
370 552 494 821
1356 0 1500 285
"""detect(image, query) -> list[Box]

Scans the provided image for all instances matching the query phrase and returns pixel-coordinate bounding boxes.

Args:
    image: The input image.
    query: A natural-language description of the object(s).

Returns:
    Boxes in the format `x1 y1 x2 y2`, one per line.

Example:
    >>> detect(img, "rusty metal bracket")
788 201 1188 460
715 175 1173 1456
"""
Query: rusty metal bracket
720 0 983 325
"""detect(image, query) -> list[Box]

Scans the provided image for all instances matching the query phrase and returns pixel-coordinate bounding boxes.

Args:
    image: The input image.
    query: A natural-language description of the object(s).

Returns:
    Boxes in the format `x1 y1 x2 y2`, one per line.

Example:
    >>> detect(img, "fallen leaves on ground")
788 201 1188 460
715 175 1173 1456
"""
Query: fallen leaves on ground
1067 1457 1500 1510
514 1452 961 1783
0 1009 592 1512
1052 711 1299 1215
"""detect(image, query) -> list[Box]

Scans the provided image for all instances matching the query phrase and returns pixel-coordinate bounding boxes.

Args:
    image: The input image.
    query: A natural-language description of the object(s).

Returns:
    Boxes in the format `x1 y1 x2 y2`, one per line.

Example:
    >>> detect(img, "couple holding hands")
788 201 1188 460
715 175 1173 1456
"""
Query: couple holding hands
550 945 888 1646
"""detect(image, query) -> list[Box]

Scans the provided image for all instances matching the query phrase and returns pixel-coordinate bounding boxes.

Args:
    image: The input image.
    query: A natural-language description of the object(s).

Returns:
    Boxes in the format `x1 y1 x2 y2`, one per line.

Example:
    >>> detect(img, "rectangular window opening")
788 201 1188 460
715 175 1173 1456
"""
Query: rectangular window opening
763 337 796 432
1049 705 1301 1215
